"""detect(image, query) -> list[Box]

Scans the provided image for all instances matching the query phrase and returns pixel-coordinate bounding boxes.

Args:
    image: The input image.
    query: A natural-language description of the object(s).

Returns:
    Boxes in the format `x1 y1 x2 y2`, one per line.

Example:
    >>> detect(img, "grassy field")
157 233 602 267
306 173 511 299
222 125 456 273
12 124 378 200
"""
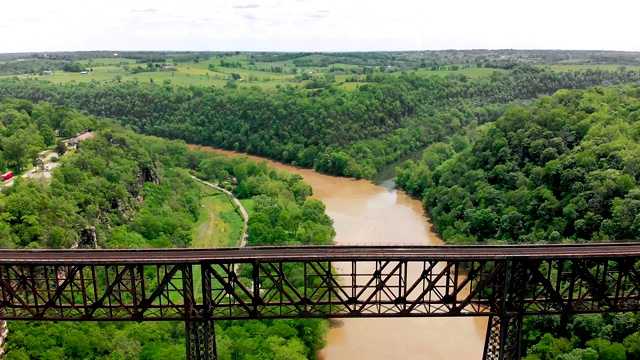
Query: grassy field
80 58 135 66
414 65 508 78
4 55 638 91
535 64 640 72
188 187 246 301
239 198 254 217
0 55 380 90
192 192 244 249
1 57 299 89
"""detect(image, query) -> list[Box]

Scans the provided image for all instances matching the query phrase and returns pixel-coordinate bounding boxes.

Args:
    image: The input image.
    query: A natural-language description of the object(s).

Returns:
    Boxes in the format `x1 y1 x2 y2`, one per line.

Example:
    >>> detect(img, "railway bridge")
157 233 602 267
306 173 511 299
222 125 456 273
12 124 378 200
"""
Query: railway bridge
1 243 640 360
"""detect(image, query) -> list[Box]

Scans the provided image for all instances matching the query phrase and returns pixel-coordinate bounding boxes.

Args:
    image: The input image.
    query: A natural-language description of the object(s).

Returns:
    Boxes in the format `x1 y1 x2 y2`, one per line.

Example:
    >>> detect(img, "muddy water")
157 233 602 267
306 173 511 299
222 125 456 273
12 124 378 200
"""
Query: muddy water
190 145 487 360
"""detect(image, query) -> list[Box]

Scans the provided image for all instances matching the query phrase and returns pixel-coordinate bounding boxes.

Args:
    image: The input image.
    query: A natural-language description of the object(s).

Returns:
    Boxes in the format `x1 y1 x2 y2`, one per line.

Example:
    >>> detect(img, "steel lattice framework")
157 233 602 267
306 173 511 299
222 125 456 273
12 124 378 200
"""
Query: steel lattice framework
1 244 640 360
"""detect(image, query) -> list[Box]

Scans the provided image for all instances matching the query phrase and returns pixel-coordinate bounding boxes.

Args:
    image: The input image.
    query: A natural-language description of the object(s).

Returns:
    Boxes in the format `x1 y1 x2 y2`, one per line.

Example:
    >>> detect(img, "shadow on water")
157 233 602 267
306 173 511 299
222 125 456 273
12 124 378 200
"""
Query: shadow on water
372 149 424 187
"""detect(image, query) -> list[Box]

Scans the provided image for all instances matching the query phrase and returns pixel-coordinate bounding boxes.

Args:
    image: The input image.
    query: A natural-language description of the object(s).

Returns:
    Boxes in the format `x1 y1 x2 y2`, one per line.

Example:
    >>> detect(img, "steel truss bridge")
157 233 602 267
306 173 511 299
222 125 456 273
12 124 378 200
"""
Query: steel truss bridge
2 243 640 360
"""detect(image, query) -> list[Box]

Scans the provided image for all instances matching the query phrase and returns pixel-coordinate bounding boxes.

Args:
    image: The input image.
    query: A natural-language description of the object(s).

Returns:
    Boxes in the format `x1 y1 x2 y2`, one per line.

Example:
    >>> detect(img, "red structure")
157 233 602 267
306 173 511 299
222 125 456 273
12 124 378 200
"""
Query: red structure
1 172 12 181
1 244 640 360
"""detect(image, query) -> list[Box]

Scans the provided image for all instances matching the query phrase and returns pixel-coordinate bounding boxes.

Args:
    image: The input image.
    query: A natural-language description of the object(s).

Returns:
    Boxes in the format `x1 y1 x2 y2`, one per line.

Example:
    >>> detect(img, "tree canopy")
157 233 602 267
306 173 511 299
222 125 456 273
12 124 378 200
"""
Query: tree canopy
1 65 638 179
1 99 334 360
397 85 640 244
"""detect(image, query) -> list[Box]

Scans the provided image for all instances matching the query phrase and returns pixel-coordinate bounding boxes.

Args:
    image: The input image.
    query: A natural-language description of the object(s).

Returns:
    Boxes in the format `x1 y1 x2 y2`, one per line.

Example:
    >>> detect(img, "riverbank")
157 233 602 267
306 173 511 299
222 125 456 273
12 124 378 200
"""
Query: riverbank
189 145 487 359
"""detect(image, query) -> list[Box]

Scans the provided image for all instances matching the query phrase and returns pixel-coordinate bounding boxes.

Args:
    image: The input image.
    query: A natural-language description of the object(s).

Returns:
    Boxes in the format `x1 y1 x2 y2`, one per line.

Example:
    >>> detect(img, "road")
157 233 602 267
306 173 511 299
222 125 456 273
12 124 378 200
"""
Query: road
1 151 60 187
1 132 95 188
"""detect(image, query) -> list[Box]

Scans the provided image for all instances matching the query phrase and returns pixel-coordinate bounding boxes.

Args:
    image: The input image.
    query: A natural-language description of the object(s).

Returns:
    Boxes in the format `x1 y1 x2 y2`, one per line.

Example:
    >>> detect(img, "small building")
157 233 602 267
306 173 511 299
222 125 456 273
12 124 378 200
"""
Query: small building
80 71 88 74
42 70 54 75
68 132 95 146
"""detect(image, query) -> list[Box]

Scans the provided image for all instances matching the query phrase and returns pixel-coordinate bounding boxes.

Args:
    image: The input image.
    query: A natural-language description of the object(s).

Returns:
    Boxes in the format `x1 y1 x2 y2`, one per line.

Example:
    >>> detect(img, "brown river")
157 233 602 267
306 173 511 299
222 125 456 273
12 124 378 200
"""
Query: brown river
191 146 487 360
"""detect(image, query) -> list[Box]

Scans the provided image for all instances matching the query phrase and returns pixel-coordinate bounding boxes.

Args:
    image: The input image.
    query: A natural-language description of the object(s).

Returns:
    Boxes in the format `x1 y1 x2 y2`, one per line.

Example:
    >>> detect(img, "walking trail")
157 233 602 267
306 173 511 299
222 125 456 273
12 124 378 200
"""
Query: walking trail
191 176 249 247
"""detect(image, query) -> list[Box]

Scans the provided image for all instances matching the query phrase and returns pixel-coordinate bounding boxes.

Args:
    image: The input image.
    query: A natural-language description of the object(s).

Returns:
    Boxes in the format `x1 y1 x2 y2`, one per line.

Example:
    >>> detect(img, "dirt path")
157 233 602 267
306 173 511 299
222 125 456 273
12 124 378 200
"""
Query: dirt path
203 206 219 247
191 176 249 247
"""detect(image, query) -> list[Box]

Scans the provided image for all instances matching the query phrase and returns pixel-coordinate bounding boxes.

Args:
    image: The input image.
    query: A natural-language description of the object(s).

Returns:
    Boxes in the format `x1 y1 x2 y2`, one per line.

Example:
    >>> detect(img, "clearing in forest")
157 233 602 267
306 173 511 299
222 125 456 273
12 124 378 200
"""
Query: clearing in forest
192 190 244 249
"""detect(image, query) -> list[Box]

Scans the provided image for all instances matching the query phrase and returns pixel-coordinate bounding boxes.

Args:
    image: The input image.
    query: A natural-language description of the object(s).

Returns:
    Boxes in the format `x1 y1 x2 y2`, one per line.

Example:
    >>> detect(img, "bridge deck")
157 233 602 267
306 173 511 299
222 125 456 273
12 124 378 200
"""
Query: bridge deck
1 243 639 264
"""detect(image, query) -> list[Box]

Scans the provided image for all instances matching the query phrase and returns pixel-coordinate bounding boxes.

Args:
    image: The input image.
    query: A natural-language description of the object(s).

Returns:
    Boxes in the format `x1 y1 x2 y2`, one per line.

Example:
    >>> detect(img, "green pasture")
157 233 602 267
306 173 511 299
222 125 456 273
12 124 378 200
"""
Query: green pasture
192 192 244 249
414 65 508 78
280 54 327 66
39 67 126 83
174 54 363 84
338 81 369 91
189 188 246 301
8 55 637 91
239 198 254 217
79 57 136 66
322 63 364 70
214 66 293 82
536 64 640 72
2 55 300 89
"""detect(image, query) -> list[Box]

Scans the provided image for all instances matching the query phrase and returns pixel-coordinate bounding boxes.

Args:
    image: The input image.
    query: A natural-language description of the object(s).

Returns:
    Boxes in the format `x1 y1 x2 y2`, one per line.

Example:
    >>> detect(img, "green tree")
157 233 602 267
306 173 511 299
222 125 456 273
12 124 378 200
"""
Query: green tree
62 62 86 72
55 139 67 156
4 130 43 171
556 348 598 360
39 124 55 146
527 333 572 360
623 332 640 359
570 315 605 346
588 341 626 360
4 348 30 360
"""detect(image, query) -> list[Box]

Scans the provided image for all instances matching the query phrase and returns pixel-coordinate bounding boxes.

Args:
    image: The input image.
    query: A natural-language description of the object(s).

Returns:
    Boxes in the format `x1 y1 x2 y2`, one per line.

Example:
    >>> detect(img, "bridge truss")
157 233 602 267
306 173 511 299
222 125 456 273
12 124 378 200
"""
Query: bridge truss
1 244 640 360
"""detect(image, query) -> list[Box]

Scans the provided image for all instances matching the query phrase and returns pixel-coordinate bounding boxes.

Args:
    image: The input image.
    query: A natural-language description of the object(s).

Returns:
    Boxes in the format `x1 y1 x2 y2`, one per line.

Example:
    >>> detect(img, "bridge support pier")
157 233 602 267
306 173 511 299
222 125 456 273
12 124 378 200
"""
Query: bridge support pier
184 262 217 360
483 260 526 360
0 309 7 357
186 319 217 360
482 315 523 360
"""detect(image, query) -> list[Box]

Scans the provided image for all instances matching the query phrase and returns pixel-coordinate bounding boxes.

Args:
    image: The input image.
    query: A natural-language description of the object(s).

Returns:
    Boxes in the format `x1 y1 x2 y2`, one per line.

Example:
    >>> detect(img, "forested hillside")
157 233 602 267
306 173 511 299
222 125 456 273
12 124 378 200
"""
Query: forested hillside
0 66 638 179
0 98 94 173
2 64 640 359
395 85 640 359
1 99 334 360
397 85 640 244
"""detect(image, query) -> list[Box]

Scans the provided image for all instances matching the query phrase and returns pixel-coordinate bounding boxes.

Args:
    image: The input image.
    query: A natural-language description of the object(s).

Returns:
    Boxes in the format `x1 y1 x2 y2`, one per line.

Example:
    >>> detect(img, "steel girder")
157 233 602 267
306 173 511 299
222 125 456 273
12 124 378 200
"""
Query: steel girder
1 258 640 321
2 256 640 360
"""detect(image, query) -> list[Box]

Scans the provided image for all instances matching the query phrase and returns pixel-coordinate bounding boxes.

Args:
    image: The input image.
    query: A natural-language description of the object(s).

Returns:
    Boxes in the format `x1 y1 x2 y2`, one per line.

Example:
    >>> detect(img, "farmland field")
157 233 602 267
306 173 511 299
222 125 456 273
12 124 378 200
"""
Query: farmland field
413 65 508 78
535 64 640 72
0 56 304 89
0 57 492 90
2 53 639 91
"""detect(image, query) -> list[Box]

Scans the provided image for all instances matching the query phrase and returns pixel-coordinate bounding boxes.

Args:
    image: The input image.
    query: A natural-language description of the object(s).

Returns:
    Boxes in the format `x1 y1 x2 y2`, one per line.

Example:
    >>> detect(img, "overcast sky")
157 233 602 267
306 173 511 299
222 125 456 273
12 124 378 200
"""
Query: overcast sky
2 0 639 53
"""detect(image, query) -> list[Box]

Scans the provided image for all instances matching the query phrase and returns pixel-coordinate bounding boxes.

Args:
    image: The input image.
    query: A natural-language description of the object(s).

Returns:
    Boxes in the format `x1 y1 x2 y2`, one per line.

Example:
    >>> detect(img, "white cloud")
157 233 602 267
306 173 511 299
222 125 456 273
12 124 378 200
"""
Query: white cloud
1 0 639 52
233 4 261 9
